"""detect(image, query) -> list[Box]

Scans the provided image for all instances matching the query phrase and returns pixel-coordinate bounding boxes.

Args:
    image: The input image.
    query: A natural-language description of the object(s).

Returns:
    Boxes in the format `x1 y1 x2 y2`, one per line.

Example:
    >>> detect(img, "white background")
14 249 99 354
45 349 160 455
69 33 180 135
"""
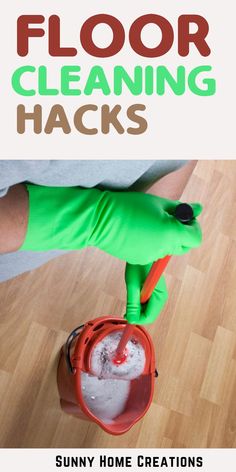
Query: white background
1 0 235 158
0 449 236 472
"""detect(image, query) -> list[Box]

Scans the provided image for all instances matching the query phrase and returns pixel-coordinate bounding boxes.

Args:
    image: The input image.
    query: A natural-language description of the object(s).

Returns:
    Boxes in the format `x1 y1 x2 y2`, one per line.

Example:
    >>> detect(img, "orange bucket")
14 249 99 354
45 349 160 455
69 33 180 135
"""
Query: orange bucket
57 316 157 435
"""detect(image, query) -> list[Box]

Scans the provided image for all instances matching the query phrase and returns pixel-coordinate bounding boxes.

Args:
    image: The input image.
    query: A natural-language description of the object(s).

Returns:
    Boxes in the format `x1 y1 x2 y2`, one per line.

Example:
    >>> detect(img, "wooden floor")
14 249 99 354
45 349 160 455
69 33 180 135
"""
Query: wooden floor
0 160 236 448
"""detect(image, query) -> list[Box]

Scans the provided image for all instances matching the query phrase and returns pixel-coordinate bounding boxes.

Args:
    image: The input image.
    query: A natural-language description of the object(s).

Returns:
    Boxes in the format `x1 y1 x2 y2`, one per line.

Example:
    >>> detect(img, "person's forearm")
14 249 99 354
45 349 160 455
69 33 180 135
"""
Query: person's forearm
0 161 199 258
147 161 198 200
0 184 28 253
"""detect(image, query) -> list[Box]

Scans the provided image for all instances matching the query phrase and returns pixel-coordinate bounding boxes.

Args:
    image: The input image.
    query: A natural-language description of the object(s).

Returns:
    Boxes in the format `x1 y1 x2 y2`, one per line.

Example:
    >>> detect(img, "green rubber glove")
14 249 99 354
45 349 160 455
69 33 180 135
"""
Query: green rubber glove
125 203 203 325
20 185 202 266
125 264 168 325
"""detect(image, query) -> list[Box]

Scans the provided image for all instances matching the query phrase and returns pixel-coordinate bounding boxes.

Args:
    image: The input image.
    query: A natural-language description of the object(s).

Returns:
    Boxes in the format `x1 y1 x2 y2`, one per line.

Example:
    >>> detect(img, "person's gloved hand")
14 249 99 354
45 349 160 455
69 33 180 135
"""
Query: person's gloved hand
125 264 168 325
20 185 202 266
124 202 203 325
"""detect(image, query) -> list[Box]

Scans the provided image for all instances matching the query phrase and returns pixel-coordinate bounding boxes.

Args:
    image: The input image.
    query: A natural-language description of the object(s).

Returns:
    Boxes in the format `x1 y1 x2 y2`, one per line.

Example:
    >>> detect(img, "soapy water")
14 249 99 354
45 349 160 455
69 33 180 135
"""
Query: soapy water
90 331 146 380
80 331 146 423
81 372 130 424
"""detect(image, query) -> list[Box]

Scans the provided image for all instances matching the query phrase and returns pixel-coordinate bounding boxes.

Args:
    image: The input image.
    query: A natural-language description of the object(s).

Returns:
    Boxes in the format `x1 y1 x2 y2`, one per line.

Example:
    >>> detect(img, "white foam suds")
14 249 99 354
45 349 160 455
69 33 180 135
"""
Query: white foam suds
81 372 130 424
90 331 146 380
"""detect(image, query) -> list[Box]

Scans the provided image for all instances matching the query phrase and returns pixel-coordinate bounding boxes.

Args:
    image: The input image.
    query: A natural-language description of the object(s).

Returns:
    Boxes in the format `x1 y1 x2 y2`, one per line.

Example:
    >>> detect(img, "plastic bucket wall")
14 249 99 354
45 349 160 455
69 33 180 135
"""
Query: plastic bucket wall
57 316 156 435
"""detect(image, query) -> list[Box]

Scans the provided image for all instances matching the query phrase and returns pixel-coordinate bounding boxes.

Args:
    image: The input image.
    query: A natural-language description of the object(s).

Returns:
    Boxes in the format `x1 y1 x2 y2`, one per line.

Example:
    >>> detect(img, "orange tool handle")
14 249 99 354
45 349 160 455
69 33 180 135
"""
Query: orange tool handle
140 202 194 304
116 254 171 355
115 256 171 360
140 255 171 304
115 323 134 360
115 203 194 362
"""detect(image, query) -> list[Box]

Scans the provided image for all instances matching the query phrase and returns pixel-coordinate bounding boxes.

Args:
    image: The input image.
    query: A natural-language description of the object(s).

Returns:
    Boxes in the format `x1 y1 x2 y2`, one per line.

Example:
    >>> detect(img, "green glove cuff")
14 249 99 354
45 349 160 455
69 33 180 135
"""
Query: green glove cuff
20 184 102 251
